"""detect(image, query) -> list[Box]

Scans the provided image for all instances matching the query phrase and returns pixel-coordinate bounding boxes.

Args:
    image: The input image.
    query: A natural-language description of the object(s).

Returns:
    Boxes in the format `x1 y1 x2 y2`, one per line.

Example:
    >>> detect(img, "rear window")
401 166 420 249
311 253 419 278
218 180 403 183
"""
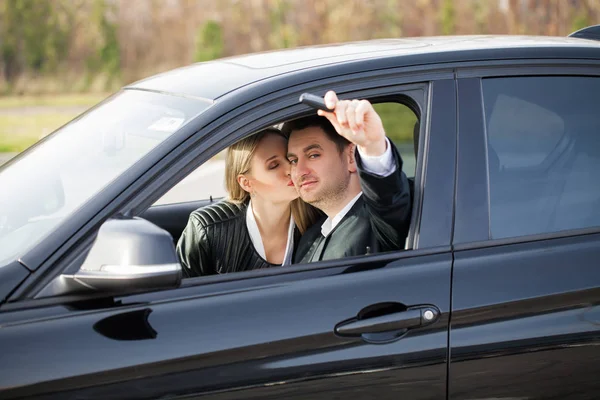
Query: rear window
483 76 600 239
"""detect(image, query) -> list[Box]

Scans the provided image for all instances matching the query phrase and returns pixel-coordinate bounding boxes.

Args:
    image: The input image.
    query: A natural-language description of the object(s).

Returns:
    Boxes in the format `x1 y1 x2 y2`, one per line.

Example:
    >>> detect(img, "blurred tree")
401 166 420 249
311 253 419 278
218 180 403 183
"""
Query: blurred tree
377 0 403 38
440 0 456 35
0 0 70 78
22 0 69 72
269 0 297 49
507 0 525 34
85 0 120 88
0 0 21 82
473 0 490 34
571 5 591 33
194 20 224 62
1 0 598 94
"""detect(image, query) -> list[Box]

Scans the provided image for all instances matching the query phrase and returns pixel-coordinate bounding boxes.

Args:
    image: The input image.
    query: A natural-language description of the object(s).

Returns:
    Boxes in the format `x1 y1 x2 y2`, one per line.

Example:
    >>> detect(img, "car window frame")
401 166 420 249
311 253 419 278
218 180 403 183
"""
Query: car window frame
454 61 600 251
9 67 457 303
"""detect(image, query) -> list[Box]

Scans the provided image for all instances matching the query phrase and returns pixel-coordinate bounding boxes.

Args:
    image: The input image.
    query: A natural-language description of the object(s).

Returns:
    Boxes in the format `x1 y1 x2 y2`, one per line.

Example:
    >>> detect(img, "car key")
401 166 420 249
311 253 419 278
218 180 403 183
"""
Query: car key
299 93 334 112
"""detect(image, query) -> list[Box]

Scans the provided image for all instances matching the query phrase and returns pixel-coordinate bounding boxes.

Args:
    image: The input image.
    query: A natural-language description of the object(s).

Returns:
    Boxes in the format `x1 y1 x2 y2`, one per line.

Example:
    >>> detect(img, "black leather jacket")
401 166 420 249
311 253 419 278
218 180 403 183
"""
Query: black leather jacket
176 200 300 278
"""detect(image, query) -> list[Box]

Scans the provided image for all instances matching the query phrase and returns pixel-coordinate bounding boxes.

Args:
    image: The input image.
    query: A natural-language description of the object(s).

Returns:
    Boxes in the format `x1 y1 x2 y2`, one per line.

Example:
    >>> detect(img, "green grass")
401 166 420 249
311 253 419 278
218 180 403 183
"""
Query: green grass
373 102 418 144
0 94 108 153
0 113 77 152
0 93 109 108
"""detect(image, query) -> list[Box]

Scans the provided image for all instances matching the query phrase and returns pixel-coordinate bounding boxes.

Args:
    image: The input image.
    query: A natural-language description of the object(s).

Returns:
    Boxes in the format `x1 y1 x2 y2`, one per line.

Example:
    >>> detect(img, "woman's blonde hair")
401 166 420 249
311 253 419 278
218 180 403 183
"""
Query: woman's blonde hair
225 128 321 233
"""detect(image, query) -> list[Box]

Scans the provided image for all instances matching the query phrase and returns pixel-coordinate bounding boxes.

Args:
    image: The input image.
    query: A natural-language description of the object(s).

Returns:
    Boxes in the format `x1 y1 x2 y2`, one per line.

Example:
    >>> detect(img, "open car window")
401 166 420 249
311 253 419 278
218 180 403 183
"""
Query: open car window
154 151 227 206
141 98 421 281
373 102 418 178
154 100 419 207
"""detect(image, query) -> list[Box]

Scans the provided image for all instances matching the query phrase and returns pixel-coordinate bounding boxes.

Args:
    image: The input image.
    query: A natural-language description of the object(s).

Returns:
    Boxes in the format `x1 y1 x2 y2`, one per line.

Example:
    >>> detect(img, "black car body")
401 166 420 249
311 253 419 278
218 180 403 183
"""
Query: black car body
1 27 600 399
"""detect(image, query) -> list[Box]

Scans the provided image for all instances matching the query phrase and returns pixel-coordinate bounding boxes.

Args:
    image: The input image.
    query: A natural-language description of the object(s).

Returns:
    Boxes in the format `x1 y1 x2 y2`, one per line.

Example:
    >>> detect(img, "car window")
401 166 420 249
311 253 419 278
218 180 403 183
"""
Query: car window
373 102 418 179
154 151 227 206
0 90 209 266
483 76 600 239
155 101 418 206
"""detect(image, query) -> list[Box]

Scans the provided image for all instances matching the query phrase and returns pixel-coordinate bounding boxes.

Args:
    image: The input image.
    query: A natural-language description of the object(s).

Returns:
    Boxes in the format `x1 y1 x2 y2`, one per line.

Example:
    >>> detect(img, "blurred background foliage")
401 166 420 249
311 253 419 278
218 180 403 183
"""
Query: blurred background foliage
2 0 598 94
0 0 598 154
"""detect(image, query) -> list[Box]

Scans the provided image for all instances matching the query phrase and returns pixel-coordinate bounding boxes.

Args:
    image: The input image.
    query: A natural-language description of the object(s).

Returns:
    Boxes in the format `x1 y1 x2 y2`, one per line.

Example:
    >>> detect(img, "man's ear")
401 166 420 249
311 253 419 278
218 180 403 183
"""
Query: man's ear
237 174 252 193
347 144 357 173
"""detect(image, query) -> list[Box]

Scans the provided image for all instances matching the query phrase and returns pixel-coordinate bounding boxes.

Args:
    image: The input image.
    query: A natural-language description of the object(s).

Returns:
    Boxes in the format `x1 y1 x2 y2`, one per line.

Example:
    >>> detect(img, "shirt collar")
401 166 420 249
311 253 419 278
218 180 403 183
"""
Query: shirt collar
320 192 363 237
246 200 295 265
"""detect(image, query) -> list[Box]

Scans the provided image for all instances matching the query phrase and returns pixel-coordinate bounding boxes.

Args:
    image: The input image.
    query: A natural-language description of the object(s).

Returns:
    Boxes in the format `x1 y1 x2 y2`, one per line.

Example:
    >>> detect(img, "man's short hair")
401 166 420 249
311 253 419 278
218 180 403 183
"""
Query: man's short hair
282 115 350 154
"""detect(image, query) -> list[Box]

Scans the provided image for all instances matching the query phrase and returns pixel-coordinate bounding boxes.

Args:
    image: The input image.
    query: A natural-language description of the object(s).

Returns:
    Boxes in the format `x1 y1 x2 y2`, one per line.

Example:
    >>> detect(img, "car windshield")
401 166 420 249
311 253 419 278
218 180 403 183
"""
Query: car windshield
0 89 209 266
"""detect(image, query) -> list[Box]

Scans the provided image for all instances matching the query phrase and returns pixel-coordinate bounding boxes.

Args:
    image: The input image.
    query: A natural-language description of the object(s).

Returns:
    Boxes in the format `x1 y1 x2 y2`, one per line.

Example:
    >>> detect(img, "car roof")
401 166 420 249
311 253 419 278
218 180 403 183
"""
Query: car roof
127 35 600 101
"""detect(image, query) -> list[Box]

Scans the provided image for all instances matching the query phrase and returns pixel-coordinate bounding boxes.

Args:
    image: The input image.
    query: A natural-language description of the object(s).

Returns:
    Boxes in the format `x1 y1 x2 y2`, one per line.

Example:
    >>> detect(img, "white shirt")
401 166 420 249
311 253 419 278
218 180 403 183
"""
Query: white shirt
320 137 397 237
246 200 295 265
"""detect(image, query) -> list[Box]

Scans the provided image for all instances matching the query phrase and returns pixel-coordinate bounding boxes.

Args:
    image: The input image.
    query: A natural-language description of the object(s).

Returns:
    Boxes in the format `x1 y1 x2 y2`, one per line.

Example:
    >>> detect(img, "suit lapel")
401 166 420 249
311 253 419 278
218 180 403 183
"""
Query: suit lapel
308 235 324 262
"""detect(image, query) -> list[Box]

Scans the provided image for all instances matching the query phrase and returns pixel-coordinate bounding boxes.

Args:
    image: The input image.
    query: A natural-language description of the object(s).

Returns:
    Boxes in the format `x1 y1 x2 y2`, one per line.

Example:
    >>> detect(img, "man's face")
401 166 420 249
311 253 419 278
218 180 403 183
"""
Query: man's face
287 126 352 210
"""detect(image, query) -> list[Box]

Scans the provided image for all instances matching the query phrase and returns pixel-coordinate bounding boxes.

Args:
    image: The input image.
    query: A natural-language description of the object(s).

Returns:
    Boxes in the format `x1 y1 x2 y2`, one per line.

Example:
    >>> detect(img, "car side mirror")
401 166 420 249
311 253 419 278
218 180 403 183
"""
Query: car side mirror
75 217 182 292
37 217 182 298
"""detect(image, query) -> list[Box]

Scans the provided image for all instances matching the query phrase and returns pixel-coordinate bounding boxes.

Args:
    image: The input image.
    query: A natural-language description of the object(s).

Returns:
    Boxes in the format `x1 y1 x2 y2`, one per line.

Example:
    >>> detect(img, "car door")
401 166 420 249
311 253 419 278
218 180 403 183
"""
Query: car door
0 77 456 400
450 68 600 399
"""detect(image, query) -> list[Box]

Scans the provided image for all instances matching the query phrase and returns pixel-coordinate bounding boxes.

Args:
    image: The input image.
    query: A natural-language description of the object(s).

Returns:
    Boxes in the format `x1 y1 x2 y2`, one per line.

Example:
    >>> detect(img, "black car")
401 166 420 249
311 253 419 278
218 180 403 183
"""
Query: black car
1 26 600 399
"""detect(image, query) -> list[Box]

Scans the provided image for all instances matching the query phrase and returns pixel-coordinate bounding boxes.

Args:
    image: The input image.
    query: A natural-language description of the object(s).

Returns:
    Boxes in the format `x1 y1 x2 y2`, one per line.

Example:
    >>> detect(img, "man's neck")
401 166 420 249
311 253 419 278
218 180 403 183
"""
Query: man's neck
322 179 362 218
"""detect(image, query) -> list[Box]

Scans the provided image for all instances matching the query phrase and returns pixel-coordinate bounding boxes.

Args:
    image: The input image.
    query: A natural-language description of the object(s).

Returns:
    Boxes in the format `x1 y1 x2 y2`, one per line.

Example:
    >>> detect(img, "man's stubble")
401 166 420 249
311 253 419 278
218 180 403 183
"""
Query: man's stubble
303 171 351 215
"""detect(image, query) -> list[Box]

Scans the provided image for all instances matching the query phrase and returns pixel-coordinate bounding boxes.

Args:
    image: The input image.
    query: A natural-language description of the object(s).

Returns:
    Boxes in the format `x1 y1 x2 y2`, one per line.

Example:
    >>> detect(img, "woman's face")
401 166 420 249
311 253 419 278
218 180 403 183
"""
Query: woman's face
245 133 298 204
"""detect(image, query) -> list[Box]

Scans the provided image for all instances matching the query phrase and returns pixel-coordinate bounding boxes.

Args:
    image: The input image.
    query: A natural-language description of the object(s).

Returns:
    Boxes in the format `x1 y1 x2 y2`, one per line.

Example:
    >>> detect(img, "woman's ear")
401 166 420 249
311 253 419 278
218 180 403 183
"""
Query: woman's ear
347 144 357 173
237 174 252 193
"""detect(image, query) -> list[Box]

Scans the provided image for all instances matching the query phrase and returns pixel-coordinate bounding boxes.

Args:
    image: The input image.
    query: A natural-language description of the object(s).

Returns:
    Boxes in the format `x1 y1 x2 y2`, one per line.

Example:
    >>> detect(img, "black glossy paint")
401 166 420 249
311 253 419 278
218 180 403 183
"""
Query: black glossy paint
453 77 489 244
0 261 29 302
450 234 600 399
417 79 457 249
0 252 451 399
451 71 600 399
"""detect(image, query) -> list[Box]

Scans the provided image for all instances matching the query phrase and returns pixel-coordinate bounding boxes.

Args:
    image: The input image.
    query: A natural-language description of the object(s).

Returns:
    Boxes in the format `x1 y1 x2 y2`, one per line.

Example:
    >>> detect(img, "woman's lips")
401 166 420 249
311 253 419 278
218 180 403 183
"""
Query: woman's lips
287 180 295 187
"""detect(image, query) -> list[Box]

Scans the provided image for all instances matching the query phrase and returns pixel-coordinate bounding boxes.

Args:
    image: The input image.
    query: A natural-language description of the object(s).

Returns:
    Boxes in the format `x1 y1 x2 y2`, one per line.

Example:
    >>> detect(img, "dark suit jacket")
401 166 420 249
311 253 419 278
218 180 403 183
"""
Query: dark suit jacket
294 143 411 263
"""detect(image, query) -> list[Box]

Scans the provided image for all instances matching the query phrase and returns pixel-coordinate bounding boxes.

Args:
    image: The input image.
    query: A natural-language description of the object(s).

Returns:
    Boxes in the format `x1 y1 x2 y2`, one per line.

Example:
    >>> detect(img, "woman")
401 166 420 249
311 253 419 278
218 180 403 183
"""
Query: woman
176 128 320 277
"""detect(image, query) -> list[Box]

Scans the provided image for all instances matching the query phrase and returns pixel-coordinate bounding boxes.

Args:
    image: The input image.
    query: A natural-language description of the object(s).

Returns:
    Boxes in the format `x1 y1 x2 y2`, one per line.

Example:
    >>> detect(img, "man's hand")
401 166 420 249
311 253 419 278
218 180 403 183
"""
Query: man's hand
317 90 387 157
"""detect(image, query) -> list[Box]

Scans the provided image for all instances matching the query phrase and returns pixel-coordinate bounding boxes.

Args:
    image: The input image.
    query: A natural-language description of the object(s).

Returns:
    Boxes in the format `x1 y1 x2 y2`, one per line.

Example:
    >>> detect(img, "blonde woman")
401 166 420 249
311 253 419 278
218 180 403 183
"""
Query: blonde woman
176 128 321 277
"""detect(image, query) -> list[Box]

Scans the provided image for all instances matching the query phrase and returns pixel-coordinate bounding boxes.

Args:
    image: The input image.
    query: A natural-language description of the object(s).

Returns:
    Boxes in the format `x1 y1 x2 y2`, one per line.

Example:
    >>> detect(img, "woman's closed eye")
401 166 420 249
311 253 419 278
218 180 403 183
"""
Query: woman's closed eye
268 162 280 170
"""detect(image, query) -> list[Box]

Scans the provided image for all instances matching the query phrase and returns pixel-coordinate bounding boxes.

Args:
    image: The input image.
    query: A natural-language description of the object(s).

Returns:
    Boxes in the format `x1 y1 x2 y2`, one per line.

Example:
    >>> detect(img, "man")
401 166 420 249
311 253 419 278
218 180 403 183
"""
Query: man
284 91 412 263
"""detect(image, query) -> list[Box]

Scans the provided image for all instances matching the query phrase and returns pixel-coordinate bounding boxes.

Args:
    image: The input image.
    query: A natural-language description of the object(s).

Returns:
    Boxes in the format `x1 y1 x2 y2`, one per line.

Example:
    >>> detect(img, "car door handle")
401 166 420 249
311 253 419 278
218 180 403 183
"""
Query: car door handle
335 306 439 337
